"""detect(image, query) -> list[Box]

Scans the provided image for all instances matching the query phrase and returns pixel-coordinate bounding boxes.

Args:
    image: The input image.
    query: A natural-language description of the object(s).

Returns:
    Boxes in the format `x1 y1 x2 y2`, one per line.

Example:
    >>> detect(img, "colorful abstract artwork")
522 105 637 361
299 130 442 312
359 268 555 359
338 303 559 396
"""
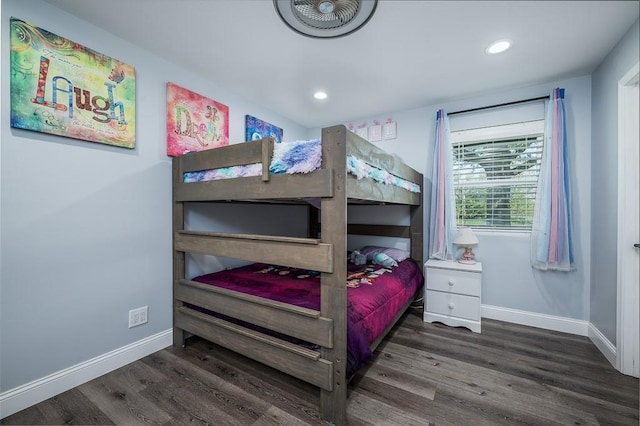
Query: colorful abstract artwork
245 115 283 143
166 83 229 156
9 17 136 148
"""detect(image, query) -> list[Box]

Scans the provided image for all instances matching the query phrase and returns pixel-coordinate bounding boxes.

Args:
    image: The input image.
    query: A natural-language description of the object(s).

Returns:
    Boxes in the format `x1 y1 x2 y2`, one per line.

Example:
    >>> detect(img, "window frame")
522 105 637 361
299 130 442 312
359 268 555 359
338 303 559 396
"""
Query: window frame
450 120 545 232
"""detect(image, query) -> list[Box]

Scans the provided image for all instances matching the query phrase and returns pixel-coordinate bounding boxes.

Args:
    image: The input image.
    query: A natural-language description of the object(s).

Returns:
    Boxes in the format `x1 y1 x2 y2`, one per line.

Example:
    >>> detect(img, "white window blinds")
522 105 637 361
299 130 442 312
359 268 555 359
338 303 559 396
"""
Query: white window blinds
451 120 544 230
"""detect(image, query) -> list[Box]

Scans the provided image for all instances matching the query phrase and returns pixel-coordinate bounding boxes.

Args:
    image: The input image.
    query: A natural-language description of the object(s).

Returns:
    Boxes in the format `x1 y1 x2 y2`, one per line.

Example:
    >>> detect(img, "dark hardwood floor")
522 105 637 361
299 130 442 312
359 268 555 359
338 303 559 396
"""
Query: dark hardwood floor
3 309 638 425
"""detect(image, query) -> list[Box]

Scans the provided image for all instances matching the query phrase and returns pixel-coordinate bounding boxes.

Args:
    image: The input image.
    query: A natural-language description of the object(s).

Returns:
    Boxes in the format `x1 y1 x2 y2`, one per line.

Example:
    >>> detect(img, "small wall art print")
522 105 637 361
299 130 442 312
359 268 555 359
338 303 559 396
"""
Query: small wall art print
245 115 283 143
166 82 229 156
9 17 136 148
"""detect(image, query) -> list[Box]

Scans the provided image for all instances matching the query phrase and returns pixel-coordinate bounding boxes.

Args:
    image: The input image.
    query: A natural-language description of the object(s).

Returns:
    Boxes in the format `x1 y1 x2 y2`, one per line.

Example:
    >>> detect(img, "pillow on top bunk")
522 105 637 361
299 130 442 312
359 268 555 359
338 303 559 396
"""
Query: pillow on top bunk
360 246 411 263
269 139 321 175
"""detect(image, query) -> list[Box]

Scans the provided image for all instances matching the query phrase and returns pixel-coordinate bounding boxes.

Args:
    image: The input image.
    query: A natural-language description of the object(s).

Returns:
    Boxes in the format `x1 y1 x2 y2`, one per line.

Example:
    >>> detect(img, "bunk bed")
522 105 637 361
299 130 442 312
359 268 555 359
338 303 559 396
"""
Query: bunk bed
172 125 424 425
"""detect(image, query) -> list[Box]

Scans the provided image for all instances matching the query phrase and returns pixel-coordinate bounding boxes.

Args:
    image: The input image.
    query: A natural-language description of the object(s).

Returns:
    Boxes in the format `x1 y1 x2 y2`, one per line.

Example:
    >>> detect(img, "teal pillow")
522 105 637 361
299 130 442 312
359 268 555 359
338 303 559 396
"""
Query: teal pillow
372 252 398 268
360 246 410 263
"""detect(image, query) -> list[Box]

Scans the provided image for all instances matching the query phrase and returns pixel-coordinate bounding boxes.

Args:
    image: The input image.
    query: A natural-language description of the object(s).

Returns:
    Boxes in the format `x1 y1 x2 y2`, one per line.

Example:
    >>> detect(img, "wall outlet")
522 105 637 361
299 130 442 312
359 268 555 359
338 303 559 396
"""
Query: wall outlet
128 306 148 328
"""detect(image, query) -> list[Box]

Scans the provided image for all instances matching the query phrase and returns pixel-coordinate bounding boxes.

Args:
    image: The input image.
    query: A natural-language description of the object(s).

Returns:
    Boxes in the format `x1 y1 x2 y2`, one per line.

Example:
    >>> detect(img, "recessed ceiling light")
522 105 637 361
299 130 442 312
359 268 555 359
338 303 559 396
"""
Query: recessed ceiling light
486 39 512 55
314 91 328 100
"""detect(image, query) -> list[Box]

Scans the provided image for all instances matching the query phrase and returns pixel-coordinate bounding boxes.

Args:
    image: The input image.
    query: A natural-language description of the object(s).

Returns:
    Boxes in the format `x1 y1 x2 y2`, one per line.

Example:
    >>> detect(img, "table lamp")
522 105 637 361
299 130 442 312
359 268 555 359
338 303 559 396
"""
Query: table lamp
453 227 479 264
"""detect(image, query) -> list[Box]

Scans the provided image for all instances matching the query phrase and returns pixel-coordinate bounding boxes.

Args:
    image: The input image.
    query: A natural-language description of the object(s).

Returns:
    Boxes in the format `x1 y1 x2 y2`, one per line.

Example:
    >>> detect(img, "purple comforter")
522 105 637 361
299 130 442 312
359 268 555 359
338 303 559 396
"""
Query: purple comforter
191 259 423 376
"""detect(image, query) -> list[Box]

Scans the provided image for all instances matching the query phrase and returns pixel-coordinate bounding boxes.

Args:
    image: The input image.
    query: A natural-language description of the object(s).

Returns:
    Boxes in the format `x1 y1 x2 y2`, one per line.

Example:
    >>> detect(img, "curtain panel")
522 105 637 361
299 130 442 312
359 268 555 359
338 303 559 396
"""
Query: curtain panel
429 109 457 260
531 88 575 271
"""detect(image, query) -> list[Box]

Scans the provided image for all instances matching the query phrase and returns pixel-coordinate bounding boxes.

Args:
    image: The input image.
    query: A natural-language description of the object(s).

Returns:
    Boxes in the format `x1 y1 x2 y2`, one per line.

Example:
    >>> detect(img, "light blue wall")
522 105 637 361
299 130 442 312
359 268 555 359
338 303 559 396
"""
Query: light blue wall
590 19 640 345
313 74 593 321
0 0 308 393
451 77 592 320
2 0 637 404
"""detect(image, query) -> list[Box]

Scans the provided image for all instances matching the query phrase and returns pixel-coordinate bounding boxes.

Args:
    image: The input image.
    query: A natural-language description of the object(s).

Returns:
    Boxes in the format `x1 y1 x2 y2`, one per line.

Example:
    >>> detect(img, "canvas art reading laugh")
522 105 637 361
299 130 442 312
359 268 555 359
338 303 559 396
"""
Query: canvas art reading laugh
9 17 136 148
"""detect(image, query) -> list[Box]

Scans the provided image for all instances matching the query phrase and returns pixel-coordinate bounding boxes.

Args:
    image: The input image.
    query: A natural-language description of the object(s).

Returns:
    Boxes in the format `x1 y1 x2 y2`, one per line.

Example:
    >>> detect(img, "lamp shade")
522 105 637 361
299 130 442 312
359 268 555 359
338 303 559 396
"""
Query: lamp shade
453 227 479 246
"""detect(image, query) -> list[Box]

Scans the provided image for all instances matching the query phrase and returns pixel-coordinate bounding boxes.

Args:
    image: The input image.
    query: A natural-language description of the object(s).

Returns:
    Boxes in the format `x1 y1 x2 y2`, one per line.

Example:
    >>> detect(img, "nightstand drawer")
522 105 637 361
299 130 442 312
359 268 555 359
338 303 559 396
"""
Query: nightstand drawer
425 290 480 321
426 267 481 296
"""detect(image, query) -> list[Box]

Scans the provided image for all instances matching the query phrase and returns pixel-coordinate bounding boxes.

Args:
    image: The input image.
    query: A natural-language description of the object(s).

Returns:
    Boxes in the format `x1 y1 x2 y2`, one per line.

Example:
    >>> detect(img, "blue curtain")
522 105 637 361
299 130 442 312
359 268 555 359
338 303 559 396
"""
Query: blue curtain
429 109 457 260
531 88 574 271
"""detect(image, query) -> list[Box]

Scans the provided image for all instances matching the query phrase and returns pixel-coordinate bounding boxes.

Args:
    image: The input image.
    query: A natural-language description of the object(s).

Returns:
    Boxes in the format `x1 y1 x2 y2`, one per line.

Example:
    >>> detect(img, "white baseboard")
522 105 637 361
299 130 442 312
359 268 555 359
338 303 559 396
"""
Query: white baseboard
587 323 617 368
481 306 619 368
481 305 590 336
480 306 617 372
0 329 172 419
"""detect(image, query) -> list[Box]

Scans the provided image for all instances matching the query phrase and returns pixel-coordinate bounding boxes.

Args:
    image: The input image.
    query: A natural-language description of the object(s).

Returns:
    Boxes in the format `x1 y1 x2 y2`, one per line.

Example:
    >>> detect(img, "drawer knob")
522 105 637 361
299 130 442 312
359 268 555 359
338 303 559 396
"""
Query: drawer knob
448 279 455 286
448 302 455 309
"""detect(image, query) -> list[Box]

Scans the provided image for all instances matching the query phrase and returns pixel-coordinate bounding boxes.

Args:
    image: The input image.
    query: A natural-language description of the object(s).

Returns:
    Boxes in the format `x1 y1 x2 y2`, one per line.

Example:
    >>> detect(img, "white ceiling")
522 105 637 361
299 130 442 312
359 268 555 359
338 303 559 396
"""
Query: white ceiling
44 0 639 128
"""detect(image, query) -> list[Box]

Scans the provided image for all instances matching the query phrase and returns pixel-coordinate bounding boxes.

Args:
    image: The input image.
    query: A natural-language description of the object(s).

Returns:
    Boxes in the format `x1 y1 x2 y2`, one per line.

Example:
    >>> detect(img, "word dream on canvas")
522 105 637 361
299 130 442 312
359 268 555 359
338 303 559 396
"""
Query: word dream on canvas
166 82 229 157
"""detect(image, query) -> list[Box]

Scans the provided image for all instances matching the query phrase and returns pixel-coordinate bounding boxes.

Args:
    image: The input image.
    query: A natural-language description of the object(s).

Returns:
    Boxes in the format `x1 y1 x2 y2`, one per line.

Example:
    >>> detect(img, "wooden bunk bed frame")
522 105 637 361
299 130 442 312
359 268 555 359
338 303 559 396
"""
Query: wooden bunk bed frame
172 125 423 425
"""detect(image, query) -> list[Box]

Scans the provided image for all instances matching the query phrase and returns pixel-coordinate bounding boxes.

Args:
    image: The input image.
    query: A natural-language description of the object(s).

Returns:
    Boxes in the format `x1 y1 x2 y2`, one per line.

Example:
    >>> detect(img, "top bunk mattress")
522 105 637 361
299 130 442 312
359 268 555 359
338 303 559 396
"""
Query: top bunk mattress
173 126 424 206
183 138 421 194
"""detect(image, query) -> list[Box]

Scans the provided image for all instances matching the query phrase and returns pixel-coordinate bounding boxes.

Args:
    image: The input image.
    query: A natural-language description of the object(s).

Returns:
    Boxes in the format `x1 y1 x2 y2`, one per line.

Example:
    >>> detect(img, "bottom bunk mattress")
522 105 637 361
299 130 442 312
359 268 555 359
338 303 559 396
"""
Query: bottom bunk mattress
190 259 423 377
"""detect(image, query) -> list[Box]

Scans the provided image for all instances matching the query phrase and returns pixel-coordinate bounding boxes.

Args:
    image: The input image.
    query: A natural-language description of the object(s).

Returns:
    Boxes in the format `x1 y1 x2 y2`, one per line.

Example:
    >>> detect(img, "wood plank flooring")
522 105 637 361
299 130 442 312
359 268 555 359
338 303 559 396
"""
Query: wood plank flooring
2 309 638 425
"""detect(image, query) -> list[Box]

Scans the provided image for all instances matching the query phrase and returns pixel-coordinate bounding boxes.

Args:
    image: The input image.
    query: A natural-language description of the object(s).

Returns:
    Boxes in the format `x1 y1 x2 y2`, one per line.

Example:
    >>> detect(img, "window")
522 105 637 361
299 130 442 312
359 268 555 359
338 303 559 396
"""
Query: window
451 120 544 230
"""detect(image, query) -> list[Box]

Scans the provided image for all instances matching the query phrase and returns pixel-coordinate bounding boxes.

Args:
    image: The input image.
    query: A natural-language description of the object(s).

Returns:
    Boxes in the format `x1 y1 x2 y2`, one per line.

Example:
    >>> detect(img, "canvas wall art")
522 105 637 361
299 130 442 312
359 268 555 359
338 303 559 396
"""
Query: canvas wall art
166 82 229 156
9 17 136 148
245 115 283 143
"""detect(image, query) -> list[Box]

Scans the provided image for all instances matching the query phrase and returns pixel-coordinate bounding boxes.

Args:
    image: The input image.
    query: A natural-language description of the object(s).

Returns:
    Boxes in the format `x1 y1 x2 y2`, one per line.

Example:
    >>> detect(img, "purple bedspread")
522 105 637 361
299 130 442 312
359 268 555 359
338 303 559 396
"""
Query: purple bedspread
191 259 423 376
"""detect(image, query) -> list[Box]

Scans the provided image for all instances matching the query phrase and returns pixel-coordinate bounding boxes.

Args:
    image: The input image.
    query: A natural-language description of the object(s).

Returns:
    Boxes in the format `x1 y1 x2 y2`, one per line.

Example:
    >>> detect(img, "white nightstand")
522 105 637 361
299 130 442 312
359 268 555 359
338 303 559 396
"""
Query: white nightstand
423 259 482 333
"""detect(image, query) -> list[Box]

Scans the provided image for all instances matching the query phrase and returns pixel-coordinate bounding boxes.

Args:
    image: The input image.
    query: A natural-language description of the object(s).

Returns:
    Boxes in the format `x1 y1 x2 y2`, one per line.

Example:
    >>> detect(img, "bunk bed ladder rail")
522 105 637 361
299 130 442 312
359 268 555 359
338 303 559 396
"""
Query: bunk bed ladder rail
174 306 334 391
173 230 337 391
319 126 349 425
345 132 422 206
174 305 333 391
174 230 333 272
174 136 335 202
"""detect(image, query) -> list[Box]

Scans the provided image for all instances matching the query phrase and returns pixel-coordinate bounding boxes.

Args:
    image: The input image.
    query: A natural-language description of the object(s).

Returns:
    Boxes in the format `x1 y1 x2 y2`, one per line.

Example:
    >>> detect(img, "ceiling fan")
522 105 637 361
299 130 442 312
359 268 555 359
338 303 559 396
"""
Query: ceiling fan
273 0 378 39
